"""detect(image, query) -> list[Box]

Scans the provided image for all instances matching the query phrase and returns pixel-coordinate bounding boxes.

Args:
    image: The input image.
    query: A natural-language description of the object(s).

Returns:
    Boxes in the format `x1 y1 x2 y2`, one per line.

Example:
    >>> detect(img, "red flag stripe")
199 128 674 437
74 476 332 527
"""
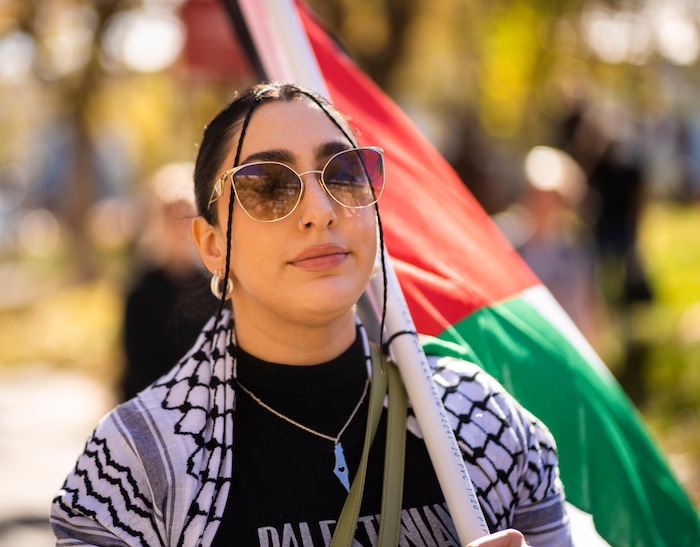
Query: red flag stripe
296 1 539 335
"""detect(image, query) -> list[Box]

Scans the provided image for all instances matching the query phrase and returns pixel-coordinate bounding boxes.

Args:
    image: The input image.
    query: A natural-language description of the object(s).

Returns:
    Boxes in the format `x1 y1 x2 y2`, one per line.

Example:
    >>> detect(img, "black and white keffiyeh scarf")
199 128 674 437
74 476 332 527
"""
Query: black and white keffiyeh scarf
52 310 236 546
51 309 571 546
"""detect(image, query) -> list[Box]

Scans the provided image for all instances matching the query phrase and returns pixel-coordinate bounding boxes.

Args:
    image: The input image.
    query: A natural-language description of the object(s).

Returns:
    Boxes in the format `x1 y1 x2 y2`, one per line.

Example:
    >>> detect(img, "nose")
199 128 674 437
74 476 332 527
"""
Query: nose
296 170 337 228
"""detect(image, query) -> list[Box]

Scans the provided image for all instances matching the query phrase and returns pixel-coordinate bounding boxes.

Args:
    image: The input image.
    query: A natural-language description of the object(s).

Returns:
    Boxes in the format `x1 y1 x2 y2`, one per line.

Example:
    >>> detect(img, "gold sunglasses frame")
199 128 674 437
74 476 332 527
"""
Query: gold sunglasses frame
207 146 384 222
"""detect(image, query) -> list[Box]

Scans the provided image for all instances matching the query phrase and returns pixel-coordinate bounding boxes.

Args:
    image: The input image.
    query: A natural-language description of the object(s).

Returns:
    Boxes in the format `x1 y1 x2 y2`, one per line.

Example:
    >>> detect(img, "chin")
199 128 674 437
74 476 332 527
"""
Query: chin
301 287 365 319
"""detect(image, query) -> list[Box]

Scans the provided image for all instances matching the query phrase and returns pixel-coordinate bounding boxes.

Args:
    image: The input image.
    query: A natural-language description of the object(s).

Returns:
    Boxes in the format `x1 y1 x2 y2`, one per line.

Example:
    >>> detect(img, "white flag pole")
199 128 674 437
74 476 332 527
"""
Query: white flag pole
233 0 490 542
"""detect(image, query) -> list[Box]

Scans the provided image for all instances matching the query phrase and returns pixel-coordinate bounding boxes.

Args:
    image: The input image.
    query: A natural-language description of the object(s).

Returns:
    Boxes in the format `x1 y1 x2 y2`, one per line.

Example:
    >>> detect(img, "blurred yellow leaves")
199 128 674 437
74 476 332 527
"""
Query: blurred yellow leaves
641 201 700 308
86 74 194 175
477 3 539 138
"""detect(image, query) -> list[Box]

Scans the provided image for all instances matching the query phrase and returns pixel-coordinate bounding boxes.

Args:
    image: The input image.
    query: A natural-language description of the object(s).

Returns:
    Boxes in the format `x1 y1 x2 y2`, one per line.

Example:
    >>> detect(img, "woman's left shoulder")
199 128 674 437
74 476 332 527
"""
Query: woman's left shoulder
427 354 511 409
426 354 558 453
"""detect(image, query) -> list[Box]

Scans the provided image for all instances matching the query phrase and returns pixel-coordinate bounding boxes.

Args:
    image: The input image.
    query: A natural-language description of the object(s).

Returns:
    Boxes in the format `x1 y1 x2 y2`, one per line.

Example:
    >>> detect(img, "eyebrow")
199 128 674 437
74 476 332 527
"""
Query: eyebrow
239 140 352 166
316 140 352 159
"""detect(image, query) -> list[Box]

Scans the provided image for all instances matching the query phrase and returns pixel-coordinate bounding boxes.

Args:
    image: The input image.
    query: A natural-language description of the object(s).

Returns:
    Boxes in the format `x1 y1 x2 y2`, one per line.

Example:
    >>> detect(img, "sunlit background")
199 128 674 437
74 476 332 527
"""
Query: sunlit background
0 0 699 544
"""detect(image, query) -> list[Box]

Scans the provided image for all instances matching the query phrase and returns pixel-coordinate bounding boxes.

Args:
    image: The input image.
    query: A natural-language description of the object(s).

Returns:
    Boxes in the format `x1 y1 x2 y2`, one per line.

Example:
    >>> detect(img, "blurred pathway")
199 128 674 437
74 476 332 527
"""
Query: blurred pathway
0 364 116 547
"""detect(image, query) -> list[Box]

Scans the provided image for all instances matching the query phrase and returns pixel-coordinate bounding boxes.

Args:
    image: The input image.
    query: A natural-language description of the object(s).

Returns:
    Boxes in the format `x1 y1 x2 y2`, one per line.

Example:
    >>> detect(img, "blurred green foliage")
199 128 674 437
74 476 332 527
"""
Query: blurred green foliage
626 202 700 503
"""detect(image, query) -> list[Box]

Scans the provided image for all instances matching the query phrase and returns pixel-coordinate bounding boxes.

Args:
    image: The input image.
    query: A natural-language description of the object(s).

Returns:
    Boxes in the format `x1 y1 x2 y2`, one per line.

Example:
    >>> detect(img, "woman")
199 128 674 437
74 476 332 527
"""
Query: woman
51 83 572 547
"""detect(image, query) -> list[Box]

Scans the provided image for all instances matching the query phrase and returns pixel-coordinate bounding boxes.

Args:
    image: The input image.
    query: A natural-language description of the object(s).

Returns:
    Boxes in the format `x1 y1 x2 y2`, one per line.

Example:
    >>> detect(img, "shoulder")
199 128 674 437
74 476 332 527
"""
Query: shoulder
50 399 171 545
428 355 532 431
423 354 570 542
427 353 558 468
57 390 193 497
50 381 211 545
52 310 239 545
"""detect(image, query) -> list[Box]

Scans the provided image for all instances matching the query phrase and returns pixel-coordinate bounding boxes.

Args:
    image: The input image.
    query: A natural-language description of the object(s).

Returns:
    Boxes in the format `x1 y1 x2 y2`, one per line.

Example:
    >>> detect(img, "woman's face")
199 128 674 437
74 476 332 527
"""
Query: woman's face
201 99 378 332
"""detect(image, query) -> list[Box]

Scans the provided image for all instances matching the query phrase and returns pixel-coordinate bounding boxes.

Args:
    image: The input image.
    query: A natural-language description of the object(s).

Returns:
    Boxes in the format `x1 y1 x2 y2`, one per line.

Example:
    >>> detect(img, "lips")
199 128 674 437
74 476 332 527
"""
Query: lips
289 244 349 270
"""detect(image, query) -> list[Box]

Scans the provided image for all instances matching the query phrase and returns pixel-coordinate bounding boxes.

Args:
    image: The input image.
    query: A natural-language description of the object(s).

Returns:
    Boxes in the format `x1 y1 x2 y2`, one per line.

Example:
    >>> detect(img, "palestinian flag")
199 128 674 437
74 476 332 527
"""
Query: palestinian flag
223 1 700 544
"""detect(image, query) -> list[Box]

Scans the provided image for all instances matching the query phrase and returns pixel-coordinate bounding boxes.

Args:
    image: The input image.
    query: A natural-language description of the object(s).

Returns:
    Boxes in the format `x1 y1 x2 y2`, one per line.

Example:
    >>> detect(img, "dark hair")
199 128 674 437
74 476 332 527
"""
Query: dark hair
193 82 357 226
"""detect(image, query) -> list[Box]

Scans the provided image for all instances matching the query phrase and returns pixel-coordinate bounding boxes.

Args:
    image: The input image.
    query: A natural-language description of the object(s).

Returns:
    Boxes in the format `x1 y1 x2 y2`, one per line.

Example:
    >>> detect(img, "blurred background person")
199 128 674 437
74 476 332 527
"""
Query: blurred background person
557 103 655 404
559 103 653 306
498 146 602 346
119 162 217 401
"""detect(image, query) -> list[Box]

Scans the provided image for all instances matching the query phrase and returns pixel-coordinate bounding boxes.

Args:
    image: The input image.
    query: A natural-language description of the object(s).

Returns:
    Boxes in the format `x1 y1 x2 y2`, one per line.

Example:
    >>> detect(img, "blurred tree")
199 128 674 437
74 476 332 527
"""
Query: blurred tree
305 0 422 91
0 0 253 279
4 0 699 254
10 0 127 278
304 0 586 211
304 0 699 154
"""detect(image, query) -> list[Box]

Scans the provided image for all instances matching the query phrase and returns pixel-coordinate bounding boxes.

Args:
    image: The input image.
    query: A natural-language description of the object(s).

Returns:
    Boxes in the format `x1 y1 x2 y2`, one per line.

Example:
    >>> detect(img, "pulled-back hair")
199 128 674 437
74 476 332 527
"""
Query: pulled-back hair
193 82 356 225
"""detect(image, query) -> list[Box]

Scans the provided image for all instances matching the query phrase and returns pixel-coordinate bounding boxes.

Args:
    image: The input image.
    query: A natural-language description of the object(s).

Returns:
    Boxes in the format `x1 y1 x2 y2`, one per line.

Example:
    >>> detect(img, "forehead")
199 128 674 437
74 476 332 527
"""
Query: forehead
234 99 350 160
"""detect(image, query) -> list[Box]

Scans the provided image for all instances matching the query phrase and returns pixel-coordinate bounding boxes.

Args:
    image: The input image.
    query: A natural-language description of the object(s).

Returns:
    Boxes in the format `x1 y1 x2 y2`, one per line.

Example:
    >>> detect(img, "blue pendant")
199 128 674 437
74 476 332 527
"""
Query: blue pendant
333 442 350 491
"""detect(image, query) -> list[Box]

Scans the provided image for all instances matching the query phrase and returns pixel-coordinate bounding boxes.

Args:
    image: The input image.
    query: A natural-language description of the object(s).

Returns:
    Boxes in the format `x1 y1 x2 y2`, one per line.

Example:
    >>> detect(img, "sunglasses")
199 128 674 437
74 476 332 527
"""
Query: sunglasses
207 146 384 222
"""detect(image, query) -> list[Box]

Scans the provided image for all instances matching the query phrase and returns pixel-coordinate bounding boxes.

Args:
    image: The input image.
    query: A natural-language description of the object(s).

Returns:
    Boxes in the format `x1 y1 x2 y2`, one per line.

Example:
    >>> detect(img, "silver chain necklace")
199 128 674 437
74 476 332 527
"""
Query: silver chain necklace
236 376 370 492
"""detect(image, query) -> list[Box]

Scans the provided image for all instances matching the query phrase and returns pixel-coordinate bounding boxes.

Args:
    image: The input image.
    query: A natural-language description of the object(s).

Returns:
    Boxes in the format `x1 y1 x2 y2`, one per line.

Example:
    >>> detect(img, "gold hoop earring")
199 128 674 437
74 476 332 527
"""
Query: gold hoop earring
210 270 233 300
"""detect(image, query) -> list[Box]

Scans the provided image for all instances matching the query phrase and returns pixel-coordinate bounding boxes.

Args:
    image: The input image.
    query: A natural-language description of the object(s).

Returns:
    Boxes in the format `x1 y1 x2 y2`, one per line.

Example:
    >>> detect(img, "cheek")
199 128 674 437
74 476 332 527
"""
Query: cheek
226 215 249 275
354 212 379 265
228 221 280 277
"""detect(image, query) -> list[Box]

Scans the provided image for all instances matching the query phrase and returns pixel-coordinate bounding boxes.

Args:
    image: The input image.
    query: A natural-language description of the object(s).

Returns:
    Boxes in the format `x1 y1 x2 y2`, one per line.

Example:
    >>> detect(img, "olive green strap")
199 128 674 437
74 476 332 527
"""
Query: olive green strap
330 347 407 547
378 358 407 545
330 346 386 547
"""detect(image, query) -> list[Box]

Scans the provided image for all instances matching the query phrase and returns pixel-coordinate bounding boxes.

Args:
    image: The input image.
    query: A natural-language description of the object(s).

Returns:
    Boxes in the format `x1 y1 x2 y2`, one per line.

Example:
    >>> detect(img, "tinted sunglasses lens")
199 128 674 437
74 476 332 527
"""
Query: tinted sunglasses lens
324 149 384 207
233 163 301 221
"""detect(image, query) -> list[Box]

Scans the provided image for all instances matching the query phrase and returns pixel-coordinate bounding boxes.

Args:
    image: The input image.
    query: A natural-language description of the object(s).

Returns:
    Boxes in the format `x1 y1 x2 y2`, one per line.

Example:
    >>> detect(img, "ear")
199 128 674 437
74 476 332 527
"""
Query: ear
192 216 227 274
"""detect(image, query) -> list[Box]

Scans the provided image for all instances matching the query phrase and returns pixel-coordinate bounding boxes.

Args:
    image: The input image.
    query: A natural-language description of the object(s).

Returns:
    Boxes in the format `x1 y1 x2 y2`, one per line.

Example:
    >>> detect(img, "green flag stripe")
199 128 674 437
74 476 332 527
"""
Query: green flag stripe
422 286 700 547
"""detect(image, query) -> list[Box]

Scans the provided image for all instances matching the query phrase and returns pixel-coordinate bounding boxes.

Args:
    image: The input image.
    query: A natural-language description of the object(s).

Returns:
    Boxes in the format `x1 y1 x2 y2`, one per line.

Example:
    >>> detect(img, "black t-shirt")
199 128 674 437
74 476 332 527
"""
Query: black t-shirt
213 332 459 546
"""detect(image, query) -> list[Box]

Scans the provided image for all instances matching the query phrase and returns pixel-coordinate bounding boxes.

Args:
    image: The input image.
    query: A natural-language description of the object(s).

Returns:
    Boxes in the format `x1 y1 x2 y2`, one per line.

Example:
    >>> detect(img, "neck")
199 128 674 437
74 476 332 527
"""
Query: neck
232 309 358 366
